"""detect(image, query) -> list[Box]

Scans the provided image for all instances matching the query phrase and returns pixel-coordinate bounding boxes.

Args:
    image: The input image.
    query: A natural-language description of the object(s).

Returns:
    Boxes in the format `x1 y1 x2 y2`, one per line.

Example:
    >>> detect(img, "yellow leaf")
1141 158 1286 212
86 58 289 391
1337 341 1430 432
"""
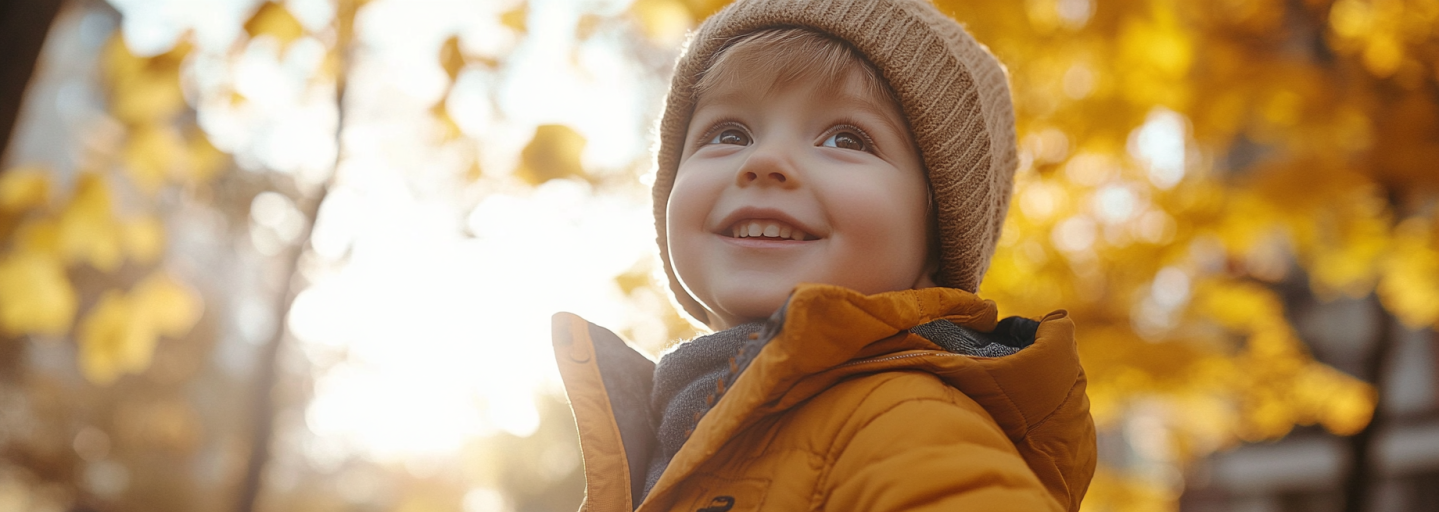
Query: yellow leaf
0 250 77 337
1192 279 1284 332
149 36 193 70
1378 217 1439 328
1024 0 1061 33
1329 0 1372 39
430 99 464 142
1244 393 1296 439
111 73 187 124
245 2 305 48
614 265 651 295
1362 33 1403 77
78 291 155 385
122 125 187 193
440 35 466 82
56 174 124 271
515 124 587 185
76 272 201 386
1307 212 1389 298
102 34 145 86
0 167 51 211
1081 466 1178 512
104 36 190 124
500 3 528 33
1119 13 1193 79
465 160 483 182
14 218 61 255
631 0 693 44
1261 89 1302 128
122 216 165 264
1318 370 1376 436
131 272 202 337
677 0 725 20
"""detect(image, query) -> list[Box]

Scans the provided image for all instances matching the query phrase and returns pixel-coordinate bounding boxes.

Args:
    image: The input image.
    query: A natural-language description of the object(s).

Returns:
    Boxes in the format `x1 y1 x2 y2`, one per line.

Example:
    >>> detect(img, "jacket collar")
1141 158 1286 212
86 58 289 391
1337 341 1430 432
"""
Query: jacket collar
640 284 1084 509
554 284 1090 512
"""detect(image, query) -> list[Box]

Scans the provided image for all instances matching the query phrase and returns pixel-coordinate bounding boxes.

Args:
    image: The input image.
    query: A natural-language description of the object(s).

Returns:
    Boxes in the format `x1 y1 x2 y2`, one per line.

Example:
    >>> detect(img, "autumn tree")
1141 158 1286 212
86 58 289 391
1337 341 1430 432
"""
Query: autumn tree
628 0 1436 509
3 0 1437 511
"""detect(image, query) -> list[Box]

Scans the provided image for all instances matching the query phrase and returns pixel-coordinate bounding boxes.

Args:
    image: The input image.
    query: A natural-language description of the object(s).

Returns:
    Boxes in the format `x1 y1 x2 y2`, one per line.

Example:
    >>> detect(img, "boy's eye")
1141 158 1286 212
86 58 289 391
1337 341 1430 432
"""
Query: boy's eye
822 131 867 152
708 129 751 146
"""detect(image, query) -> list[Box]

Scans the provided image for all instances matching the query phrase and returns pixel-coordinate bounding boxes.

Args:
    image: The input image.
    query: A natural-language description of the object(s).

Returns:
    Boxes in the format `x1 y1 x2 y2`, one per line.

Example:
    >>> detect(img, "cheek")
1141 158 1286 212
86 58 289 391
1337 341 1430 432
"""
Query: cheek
666 166 717 238
827 172 931 251
665 164 724 275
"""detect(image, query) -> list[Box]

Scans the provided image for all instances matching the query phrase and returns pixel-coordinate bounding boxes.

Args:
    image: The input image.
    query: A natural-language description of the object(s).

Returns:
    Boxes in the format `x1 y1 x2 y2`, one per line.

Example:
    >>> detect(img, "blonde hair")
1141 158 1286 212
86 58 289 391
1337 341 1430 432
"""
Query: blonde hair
694 27 901 109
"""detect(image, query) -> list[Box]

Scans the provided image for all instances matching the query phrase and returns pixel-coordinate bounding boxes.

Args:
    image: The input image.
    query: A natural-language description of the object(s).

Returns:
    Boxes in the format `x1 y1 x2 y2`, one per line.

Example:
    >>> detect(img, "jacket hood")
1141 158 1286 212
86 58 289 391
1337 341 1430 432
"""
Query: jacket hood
552 284 1095 511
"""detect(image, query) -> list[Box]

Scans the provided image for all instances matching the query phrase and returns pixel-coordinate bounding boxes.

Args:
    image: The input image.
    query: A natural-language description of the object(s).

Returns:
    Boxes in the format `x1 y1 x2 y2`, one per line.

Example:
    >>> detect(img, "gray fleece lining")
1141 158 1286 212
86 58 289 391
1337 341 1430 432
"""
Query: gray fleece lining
909 318 1033 358
586 322 658 507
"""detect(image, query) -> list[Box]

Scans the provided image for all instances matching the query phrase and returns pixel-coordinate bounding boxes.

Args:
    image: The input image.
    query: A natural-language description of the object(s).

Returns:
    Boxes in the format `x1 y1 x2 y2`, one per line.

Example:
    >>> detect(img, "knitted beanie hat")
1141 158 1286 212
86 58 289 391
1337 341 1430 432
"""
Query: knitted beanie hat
653 0 1019 326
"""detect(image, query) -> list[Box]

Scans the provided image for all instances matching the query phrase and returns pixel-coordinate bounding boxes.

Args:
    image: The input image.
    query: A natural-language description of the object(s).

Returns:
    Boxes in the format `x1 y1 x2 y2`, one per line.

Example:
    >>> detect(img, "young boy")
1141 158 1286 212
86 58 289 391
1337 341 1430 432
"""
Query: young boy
551 0 1096 510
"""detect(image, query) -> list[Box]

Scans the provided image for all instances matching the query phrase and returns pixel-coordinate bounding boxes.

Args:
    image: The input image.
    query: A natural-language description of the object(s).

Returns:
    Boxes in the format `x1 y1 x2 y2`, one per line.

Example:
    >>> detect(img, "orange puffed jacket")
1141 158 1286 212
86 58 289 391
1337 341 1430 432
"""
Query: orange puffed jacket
551 284 1096 512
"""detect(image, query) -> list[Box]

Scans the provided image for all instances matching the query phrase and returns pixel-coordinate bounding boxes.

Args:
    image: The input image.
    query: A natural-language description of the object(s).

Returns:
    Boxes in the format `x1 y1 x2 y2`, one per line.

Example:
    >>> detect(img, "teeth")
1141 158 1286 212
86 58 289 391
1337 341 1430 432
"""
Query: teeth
731 220 811 240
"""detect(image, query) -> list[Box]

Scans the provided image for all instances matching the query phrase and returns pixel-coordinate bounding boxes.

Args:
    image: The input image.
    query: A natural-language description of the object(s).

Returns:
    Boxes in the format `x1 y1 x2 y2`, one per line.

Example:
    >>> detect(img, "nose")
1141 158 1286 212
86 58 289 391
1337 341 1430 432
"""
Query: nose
735 148 800 189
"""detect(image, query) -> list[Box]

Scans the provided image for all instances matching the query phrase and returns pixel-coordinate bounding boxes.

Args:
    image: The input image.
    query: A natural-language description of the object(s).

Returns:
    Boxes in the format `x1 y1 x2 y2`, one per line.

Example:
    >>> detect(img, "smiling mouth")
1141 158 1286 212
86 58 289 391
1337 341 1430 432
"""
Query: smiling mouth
726 219 817 241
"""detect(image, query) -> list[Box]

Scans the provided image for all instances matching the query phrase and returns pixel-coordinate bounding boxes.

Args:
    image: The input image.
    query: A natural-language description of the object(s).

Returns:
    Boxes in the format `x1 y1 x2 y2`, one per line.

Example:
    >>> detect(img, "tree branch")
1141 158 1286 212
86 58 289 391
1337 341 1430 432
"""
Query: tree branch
233 2 356 510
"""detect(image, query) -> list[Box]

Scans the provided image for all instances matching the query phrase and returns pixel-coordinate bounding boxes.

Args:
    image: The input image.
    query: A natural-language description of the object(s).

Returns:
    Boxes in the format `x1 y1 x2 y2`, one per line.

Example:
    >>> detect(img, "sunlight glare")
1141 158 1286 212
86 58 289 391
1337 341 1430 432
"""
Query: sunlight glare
152 0 670 466
1129 107 1188 189
109 0 253 56
296 174 652 460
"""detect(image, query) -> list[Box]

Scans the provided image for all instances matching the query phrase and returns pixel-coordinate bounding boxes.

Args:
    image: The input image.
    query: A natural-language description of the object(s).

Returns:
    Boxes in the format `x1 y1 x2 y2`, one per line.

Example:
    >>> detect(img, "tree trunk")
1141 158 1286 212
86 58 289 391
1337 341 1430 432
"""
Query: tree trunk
0 0 65 166
231 190 327 512
232 2 357 511
1340 284 1399 512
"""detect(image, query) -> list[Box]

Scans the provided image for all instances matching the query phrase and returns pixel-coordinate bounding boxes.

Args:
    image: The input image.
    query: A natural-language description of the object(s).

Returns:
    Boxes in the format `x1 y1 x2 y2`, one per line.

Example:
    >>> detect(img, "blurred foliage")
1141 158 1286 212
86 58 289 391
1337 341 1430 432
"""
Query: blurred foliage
244 2 306 50
515 125 588 186
0 34 209 383
623 0 1427 509
923 0 1435 509
0 3 221 510
3 0 1437 511
77 272 201 385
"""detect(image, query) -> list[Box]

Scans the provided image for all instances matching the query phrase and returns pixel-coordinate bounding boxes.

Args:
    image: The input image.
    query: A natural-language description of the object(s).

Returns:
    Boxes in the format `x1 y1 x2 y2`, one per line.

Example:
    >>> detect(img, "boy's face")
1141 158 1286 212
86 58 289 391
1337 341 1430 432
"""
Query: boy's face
668 67 935 329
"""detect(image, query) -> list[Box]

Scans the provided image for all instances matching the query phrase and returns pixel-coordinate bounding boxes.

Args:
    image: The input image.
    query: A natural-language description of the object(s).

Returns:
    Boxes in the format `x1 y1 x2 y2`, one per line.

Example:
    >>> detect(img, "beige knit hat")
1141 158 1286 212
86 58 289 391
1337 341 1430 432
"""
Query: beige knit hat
653 0 1019 326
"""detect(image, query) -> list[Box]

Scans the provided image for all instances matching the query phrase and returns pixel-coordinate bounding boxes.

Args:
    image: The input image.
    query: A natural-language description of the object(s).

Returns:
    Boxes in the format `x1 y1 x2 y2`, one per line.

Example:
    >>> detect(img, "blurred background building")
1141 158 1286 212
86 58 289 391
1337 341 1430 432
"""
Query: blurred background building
1182 295 1439 512
0 0 1436 511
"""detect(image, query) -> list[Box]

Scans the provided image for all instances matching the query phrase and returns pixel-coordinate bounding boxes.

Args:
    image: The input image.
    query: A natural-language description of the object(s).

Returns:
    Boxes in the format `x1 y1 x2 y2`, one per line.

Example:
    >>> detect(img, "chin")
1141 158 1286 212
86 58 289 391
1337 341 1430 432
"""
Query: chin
704 281 795 328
